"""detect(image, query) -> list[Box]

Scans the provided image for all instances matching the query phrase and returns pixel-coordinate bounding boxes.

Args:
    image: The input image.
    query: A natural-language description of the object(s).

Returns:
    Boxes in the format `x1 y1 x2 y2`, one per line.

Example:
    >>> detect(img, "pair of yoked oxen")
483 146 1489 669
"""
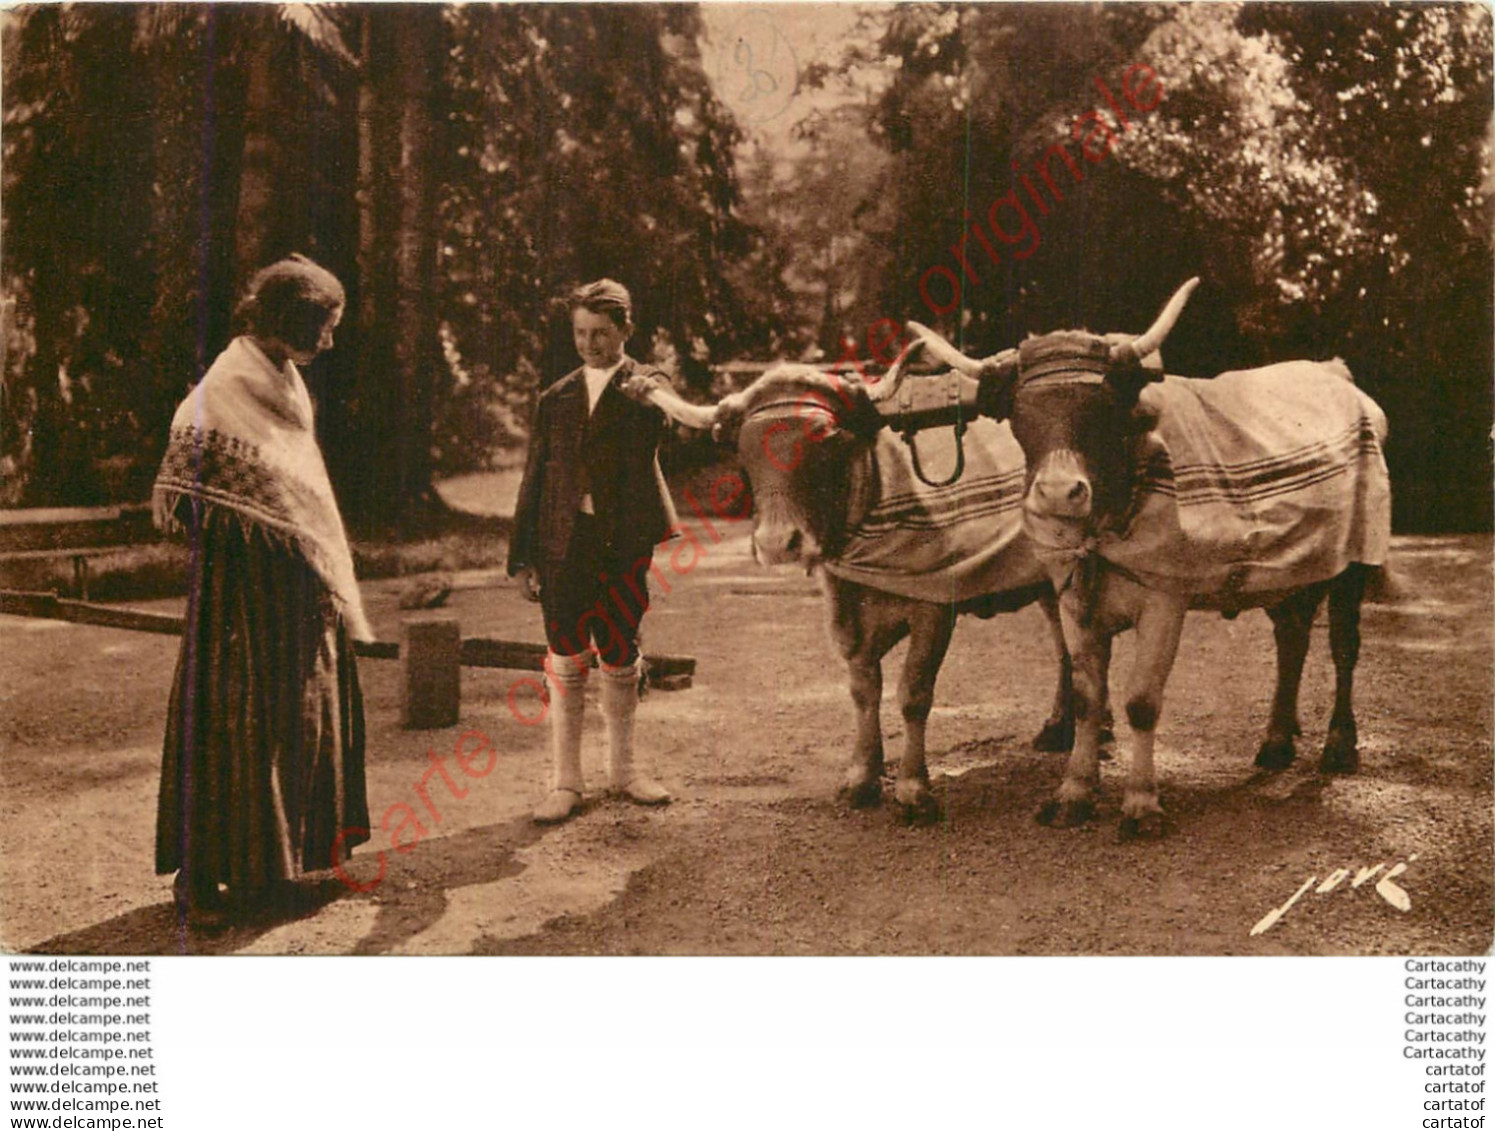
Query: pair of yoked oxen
631 278 1392 838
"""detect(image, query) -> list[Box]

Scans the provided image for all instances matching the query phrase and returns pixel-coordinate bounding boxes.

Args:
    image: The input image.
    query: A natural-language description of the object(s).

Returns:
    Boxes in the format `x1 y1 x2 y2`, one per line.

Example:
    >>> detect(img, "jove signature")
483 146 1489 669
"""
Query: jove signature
1250 855 1416 936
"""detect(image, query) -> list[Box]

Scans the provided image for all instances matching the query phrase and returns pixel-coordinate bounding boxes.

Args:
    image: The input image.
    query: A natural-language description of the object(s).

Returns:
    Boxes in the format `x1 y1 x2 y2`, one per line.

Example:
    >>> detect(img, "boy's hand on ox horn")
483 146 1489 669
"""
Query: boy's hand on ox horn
621 371 719 433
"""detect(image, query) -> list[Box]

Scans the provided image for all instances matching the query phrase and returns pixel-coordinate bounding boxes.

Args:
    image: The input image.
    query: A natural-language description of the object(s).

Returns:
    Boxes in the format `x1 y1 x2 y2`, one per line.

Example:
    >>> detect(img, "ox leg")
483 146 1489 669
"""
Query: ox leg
1322 567 1366 774
827 578 896 809
1257 586 1325 770
891 605 956 826
1117 597 1187 840
1039 601 1110 828
1033 591 1075 752
838 650 888 808
1095 635 1115 754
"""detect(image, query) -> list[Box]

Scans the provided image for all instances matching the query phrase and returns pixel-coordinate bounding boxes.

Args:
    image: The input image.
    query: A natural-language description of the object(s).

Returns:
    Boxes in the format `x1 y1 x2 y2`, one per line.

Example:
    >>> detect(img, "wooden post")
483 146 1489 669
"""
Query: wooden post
400 614 460 729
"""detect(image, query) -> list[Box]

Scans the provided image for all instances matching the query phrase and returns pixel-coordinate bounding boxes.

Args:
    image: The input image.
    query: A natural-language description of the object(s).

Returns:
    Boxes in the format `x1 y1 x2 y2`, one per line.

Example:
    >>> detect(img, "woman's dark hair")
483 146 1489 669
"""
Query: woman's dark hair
235 254 345 352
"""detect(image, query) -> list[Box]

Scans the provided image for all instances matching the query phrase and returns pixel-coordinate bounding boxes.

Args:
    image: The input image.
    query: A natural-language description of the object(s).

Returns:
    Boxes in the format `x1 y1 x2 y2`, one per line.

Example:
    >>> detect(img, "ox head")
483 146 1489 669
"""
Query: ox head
645 364 881 568
907 278 1198 548
716 365 882 567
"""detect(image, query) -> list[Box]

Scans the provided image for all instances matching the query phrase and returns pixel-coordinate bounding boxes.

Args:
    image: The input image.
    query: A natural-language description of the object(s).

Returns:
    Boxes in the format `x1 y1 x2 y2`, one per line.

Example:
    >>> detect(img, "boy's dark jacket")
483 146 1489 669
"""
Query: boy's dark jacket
507 357 680 576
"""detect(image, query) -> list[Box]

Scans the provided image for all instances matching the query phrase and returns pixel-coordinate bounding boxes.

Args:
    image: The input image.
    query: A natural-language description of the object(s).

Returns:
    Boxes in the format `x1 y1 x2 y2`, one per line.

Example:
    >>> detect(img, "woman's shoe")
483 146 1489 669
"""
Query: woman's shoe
172 872 230 931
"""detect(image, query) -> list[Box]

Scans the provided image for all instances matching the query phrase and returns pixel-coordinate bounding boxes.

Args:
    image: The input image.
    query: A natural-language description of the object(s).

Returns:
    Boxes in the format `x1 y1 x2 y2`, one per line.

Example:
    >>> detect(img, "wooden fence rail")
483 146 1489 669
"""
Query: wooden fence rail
0 590 694 689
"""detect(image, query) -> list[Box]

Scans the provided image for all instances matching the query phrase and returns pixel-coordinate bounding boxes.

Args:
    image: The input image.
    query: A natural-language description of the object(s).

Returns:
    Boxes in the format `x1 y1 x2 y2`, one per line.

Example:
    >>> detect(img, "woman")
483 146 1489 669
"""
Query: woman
153 254 372 928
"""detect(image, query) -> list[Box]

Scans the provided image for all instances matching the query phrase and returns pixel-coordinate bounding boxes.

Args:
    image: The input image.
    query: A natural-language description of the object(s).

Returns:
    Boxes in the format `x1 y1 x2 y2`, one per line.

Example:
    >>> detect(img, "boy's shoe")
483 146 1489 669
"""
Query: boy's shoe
618 776 671 806
534 788 582 824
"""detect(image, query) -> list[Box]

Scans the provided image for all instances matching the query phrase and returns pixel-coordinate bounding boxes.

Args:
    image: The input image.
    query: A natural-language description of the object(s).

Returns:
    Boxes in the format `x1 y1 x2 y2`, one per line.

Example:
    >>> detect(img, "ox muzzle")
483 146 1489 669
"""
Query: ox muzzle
1027 449 1093 520
750 498 822 566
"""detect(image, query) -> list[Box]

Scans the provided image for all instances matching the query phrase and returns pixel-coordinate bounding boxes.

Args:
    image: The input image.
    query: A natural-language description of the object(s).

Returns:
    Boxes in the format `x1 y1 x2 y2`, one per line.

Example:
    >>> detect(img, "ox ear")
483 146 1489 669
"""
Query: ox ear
975 351 1020 421
835 375 885 439
1105 358 1163 409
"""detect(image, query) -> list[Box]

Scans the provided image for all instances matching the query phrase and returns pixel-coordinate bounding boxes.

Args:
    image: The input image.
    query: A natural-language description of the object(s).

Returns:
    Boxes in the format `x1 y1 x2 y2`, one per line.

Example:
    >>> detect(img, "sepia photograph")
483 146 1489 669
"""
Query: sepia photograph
1 0 1491 967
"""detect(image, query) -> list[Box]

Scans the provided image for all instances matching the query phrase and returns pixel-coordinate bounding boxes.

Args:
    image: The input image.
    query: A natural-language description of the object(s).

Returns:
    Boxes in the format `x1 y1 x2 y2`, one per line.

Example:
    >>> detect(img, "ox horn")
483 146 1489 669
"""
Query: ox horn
867 332 929 404
904 321 985 376
621 373 719 432
1112 277 1201 365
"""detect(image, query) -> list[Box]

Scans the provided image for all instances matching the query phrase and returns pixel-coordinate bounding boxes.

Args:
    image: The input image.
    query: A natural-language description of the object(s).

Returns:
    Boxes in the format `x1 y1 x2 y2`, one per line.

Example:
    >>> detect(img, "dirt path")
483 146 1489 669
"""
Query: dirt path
1 532 1489 955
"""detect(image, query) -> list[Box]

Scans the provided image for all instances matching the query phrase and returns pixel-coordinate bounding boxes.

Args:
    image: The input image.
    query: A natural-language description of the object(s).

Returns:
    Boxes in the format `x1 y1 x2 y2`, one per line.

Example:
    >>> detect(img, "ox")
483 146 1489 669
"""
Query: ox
636 364 1083 824
902 278 1392 837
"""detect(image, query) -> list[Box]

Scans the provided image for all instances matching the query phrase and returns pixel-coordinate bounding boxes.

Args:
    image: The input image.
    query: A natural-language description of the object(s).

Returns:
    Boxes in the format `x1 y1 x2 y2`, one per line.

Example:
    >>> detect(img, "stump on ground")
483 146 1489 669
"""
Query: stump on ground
400 614 461 729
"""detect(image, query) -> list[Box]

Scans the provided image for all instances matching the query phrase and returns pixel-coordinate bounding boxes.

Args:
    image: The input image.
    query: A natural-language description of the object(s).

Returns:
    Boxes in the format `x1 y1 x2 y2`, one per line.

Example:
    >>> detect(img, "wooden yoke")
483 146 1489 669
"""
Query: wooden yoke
864 335 989 487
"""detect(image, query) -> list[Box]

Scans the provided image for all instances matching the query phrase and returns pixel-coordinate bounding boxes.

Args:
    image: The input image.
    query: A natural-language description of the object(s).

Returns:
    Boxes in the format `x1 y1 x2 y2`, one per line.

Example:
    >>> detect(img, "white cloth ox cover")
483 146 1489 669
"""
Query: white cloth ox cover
1105 359 1391 607
823 417 1047 603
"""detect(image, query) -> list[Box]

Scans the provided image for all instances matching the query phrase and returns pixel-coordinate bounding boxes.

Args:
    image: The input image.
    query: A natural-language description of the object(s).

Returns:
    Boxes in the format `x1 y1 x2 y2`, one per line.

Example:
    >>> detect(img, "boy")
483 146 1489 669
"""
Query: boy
508 279 679 823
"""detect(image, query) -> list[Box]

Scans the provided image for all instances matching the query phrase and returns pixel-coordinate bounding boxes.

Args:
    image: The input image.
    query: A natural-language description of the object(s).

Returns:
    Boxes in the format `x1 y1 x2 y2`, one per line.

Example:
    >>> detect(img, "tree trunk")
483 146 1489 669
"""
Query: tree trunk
233 17 278 291
391 9 442 529
346 7 441 532
349 9 400 527
142 8 245 430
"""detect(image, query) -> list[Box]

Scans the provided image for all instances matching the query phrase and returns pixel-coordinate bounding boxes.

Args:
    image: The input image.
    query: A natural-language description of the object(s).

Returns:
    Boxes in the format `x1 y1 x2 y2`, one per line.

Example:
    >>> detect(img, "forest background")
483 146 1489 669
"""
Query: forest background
2 2 1490 535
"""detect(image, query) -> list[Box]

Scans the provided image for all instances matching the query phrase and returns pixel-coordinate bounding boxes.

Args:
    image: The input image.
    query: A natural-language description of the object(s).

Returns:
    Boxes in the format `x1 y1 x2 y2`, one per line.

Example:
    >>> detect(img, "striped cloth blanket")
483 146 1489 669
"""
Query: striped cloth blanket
1103 360 1391 605
823 417 1045 603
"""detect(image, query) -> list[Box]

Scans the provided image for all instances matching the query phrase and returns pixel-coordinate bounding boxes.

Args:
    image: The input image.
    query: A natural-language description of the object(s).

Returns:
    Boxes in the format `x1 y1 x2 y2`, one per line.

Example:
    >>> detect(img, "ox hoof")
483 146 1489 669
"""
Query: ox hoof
1036 798 1093 828
1033 719 1074 753
1117 812 1168 841
893 783 941 827
1320 732 1359 774
1255 737 1297 771
838 777 884 809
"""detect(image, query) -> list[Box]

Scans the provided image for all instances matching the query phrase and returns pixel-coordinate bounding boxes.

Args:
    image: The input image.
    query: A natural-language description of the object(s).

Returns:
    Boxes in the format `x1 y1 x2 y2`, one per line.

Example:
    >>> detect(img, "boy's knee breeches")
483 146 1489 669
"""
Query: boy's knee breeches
540 514 652 667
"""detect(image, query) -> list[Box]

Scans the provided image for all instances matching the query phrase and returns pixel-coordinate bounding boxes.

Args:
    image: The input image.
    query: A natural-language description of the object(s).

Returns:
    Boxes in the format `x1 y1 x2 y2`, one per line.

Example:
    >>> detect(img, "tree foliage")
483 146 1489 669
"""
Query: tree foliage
4 3 1490 532
438 5 767 429
805 1 1492 531
2 2 767 526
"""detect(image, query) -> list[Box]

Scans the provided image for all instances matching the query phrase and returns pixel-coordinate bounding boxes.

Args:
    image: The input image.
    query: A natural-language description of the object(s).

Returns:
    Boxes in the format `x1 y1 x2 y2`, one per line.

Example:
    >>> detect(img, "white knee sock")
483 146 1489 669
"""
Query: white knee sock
599 661 640 789
546 650 589 793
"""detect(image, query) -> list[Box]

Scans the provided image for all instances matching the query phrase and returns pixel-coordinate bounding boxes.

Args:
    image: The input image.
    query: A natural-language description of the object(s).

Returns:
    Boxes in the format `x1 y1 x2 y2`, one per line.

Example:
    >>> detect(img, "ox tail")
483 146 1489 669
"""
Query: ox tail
1321 357 1355 383
1360 562 1406 605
